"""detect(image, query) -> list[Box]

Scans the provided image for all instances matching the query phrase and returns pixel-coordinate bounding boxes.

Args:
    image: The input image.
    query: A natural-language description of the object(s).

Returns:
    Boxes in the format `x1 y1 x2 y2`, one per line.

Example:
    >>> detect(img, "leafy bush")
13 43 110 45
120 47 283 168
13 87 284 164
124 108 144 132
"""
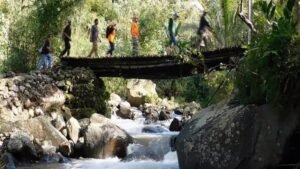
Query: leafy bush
235 0 300 104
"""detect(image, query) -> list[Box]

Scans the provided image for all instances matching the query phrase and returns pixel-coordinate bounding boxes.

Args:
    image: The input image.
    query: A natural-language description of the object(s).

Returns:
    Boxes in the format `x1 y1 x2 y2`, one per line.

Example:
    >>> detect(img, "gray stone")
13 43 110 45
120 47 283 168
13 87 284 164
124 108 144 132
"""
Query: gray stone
6 130 38 160
90 113 110 124
41 140 56 155
116 101 133 119
66 117 81 143
19 86 26 92
52 114 66 131
59 141 73 157
159 110 171 121
169 118 182 131
83 122 133 159
127 79 158 106
24 99 32 109
0 117 68 148
176 104 300 169
108 93 122 107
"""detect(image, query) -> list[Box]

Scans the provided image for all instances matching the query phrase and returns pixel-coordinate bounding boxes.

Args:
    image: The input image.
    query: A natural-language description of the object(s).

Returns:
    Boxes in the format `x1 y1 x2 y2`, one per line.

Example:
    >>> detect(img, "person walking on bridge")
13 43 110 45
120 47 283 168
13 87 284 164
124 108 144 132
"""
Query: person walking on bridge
88 18 100 57
59 20 72 57
197 11 211 49
168 13 179 48
131 15 140 56
106 21 116 57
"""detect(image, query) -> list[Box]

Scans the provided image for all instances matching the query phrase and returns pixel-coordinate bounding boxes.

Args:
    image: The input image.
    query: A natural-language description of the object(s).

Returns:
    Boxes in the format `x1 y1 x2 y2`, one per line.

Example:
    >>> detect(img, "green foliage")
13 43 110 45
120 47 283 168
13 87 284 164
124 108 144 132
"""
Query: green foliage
1 0 82 72
236 0 299 104
155 71 234 107
102 77 128 97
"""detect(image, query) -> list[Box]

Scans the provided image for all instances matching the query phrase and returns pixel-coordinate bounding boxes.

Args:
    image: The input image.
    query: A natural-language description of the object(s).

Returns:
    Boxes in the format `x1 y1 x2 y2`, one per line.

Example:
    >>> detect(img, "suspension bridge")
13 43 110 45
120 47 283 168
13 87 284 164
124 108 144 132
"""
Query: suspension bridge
61 47 245 79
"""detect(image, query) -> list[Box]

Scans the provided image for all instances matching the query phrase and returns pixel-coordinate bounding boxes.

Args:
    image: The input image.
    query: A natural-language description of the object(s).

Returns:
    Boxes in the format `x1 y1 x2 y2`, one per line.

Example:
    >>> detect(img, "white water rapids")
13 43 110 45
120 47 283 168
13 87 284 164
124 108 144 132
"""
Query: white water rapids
20 111 180 169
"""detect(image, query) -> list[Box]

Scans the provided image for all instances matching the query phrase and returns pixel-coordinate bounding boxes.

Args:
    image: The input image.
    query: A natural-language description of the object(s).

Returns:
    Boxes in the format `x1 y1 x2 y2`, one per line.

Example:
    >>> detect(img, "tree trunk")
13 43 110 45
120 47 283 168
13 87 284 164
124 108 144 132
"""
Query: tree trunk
296 0 300 32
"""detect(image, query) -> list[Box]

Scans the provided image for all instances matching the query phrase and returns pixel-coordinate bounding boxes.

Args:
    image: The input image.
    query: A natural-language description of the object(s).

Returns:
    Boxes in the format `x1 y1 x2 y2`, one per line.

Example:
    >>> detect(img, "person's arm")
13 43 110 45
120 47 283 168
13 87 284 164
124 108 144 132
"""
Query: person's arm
97 28 101 42
63 33 71 41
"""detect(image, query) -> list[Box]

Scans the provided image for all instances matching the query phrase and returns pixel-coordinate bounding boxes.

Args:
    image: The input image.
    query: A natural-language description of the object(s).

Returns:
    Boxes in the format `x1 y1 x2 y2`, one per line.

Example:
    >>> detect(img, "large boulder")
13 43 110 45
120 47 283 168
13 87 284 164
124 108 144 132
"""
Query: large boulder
108 93 122 107
176 104 300 169
3 130 38 162
127 79 158 107
0 117 67 148
83 116 133 159
66 117 81 143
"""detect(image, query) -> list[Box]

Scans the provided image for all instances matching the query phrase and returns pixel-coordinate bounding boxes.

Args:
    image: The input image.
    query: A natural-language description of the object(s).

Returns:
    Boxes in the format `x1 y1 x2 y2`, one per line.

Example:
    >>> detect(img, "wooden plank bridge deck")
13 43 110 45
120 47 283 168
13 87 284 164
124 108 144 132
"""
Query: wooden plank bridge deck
61 47 245 79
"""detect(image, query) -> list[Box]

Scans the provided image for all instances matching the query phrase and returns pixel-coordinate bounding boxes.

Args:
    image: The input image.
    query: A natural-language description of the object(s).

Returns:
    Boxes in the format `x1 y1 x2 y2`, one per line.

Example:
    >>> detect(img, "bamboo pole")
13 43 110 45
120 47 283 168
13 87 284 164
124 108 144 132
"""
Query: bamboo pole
248 0 253 44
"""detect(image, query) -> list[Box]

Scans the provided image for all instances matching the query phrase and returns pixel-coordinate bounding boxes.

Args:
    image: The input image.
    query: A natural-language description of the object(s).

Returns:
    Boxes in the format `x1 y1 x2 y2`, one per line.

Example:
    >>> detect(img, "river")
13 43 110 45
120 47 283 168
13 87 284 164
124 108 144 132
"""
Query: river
19 110 180 169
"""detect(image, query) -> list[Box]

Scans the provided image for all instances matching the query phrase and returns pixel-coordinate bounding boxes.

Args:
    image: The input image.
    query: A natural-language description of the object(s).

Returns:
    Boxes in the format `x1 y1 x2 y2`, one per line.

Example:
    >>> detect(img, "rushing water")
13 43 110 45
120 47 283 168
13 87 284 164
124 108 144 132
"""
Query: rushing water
20 111 180 169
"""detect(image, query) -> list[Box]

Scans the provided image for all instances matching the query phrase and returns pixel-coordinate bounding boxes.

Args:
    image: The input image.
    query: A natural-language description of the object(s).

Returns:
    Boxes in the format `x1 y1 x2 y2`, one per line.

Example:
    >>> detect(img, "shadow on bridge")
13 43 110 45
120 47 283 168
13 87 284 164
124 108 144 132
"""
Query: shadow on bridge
61 47 245 79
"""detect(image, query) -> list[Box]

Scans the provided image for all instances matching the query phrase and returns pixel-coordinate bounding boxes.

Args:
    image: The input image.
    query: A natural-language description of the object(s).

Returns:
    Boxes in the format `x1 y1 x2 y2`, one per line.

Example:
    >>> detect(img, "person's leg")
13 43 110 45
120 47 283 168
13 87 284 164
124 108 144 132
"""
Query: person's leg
66 40 71 56
170 33 176 47
111 42 115 56
171 34 176 47
94 42 99 57
37 54 45 70
46 54 52 69
59 40 68 57
106 42 112 56
132 38 138 56
88 42 96 57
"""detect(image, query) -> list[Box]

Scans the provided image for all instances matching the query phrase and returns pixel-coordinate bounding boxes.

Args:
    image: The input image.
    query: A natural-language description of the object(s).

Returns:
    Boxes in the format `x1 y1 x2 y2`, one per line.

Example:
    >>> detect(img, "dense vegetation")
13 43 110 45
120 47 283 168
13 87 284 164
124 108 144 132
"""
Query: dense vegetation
0 0 299 107
236 0 300 105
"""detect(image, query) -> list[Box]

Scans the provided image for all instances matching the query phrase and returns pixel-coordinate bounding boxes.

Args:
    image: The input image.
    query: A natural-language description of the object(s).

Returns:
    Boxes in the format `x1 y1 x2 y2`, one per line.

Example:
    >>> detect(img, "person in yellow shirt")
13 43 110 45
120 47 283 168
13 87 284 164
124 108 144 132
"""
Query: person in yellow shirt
131 16 140 56
106 22 116 56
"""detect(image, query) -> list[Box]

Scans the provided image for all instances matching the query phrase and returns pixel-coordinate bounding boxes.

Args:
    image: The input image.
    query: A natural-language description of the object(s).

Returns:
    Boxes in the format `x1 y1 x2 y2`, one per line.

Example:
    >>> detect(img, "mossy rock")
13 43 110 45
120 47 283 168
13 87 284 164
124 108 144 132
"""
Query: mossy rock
71 108 97 119
48 67 110 117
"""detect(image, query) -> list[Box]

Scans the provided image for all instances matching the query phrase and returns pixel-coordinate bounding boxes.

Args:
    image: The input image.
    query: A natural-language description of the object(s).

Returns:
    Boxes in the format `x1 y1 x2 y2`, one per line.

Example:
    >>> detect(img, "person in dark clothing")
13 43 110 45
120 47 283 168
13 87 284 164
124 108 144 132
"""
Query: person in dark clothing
168 13 179 47
197 11 211 49
37 35 52 70
59 20 72 57
88 19 100 57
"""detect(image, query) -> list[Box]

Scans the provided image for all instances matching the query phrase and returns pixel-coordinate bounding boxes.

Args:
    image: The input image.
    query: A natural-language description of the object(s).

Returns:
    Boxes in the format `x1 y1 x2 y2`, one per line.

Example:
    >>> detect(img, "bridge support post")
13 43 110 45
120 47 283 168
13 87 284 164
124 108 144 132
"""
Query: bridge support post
248 0 253 44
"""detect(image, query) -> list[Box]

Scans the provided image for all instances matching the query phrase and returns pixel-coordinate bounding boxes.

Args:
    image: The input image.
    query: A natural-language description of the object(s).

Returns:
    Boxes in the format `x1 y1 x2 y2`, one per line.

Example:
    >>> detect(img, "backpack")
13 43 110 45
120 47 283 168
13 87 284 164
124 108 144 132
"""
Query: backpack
106 26 114 38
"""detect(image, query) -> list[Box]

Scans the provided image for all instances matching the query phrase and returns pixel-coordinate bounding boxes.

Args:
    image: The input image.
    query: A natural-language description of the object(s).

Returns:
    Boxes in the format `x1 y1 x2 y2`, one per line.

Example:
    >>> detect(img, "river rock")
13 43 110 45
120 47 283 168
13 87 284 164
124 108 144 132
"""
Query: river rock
0 153 17 169
83 121 133 159
169 118 182 131
176 104 300 169
5 130 38 161
183 101 201 117
142 125 169 133
127 79 158 107
39 85 65 110
0 107 30 122
0 117 68 148
66 117 81 143
159 110 171 121
144 107 159 123
108 93 122 107
52 113 66 131
59 141 73 157
116 101 133 119
89 113 110 124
